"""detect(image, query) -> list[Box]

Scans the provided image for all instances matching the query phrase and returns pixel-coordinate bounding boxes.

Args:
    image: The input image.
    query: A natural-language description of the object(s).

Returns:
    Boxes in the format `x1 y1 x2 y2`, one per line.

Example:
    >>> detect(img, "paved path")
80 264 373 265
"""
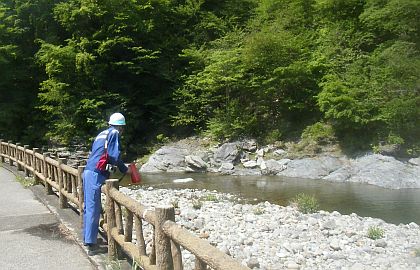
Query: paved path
0 165 96 270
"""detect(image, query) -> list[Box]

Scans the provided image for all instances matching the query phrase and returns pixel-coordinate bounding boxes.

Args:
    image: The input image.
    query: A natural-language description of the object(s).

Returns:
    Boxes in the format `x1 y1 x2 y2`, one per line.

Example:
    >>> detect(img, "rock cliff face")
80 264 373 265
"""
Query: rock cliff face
140 138 420 189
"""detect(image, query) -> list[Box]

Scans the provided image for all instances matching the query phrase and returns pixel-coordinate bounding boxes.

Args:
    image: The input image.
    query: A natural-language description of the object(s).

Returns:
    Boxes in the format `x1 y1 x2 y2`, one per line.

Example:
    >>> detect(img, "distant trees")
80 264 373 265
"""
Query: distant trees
173 0 419 154
0 0 418 156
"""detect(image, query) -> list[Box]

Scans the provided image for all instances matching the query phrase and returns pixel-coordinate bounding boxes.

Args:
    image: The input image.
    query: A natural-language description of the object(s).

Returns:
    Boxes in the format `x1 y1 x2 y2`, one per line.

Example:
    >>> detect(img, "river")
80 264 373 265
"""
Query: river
120 172 420 225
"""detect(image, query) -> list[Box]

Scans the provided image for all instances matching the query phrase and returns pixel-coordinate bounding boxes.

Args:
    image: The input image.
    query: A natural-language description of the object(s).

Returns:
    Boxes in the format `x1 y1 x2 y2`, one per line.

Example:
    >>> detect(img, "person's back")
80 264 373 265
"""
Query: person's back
85 127 124 176
82 113 130 254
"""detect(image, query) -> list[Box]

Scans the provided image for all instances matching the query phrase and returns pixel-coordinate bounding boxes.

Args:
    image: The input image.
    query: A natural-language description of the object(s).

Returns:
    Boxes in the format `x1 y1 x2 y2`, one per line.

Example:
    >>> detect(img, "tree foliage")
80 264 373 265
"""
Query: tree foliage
0 0 418 156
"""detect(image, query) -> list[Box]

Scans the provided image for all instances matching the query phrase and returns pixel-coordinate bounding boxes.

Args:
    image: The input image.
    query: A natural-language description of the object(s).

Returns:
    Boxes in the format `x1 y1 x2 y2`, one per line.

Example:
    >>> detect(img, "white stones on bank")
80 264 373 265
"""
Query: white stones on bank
120 187 420 270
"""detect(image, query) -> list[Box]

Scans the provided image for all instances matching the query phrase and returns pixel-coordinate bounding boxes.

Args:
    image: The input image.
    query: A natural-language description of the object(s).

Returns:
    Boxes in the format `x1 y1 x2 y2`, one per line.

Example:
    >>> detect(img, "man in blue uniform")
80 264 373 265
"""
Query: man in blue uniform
83 112 131 254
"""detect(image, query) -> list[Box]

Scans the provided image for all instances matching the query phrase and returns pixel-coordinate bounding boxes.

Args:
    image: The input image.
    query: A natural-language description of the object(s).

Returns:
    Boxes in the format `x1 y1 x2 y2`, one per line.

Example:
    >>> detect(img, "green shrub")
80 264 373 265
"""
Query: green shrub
253 207 265 215
156 134 170 144
301 122 336 145
192 199 202 209
171 198 179 208
290 193 319 214
367 226 384 240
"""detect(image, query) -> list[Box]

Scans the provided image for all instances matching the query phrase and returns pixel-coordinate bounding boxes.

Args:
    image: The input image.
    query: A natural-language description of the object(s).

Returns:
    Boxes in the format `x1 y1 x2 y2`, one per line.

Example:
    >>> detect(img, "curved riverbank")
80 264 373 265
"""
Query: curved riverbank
121 187 420 270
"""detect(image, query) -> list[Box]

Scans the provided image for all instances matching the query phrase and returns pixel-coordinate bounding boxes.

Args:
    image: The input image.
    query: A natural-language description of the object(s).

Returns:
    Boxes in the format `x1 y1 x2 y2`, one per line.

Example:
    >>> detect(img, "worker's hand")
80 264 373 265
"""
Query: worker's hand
126 166 132 175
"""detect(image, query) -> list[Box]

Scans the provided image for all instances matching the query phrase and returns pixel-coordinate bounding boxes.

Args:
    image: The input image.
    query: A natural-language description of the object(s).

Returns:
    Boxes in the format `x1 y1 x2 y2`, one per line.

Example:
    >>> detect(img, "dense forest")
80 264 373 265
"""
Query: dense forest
0 0 419 157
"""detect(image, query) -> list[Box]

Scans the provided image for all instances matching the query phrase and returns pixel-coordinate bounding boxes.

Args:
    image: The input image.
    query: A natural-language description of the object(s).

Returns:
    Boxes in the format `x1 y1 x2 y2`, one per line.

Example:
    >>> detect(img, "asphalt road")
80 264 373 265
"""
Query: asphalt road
0 165 96 270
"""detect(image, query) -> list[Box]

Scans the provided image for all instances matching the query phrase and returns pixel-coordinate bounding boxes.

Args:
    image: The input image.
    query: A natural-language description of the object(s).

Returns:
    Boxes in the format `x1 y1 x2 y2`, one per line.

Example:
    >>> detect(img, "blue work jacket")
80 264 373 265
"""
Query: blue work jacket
85 126 128 177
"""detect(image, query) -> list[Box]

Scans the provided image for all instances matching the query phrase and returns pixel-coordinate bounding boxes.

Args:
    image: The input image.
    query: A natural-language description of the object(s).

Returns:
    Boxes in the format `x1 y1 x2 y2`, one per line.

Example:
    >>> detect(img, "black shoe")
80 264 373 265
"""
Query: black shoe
85 244 99 256
86 243 107 256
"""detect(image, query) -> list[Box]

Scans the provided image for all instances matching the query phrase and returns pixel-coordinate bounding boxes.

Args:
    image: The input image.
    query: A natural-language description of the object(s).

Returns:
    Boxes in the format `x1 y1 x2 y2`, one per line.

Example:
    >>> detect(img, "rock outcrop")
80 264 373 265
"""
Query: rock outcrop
140 139 420 189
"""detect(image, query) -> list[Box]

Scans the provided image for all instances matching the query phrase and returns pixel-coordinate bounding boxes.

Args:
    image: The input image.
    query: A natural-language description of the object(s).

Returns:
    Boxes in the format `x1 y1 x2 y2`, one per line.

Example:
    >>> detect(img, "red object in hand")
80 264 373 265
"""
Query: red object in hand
129 163 141 184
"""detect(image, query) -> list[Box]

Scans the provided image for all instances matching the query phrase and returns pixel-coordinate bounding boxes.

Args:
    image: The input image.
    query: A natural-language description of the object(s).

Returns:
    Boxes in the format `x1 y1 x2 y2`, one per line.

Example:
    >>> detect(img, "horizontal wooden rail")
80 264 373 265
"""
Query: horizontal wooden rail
103 185 155 225
163 221 249 270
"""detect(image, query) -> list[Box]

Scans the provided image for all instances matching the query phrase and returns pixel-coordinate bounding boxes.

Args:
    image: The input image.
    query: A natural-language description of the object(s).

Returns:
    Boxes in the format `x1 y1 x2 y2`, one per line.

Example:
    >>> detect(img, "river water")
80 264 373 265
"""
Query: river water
121 172 420 225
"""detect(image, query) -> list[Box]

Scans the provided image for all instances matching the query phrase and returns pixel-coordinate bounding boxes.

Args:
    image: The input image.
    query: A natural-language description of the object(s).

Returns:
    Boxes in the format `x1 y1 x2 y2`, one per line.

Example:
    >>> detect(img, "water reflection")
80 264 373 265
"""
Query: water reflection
121 172 420 225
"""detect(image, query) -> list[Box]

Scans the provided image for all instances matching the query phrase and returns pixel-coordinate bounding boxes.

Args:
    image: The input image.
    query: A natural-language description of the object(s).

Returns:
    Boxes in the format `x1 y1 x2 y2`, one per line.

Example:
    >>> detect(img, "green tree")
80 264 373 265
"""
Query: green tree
0 0 59 144
173 0 321 141
316 0 420 153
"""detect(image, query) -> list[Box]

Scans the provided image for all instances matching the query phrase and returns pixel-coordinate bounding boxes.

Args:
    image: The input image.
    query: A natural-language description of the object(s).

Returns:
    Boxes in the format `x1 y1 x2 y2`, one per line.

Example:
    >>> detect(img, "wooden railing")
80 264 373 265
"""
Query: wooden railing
0 139 249 270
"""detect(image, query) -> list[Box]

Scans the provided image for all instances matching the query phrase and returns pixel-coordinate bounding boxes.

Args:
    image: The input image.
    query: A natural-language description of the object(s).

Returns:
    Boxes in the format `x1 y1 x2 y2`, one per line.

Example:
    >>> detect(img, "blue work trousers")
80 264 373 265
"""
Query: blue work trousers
83 169 106 245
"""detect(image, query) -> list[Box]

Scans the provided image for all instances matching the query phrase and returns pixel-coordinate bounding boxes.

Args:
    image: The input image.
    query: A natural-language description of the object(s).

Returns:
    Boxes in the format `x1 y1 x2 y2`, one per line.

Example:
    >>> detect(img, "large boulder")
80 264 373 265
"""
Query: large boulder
261 159 290 175
277 155 343 179
325 154 420 189
185 155 208 172
213 142 244 165
140 147 188 172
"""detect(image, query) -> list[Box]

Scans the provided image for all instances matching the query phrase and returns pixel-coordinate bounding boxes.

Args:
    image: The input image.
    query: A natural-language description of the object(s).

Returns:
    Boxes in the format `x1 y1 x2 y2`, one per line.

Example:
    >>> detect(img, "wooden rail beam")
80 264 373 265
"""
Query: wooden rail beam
162 221 249 270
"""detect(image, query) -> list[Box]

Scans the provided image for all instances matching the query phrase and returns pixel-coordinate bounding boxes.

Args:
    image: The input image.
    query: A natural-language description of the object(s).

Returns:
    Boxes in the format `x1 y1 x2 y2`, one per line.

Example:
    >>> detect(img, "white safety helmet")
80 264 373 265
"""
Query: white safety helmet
108 113 126 126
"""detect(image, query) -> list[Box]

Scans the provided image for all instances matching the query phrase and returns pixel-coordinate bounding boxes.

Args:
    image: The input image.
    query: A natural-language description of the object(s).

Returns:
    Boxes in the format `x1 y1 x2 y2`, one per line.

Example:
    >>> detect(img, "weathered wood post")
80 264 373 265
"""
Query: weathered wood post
58 157 68 208
134 215 147 256
124 211 133 242
24 145 30 176
115 202 124 235
16 143 22 171
43 153 53 195
8 141 13 166
33 148 40 185
77 165 85 225
194 259 207 270
155 206 175 270
106 179 119 259
0 140 4 163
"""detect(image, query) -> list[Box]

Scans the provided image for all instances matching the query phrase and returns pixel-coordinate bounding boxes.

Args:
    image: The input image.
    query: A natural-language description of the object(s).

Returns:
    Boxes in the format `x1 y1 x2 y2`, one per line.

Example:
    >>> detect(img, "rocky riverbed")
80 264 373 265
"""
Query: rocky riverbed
140 138 420 190
120 186 420 270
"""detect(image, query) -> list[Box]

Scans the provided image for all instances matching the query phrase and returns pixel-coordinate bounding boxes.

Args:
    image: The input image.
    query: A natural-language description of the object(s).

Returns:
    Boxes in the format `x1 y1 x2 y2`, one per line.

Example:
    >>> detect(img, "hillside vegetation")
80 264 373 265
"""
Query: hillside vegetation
0 0 418 157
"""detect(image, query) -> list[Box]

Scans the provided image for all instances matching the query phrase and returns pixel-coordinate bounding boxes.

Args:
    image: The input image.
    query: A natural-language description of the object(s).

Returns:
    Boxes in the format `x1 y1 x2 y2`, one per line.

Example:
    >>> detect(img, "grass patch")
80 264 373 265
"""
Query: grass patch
192 199 202 209
201 194 218 202
16 175 35 188
171 198 179 208
367 226 385 240
290 193 319 214
253 207 265 215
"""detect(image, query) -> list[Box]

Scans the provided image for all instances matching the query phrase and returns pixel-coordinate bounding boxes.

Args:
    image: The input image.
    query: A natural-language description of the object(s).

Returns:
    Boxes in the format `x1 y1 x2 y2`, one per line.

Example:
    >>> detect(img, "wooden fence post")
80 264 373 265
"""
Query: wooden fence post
134 215 147 256
16 143 22 171
78 166 85 226
124 211 133 242
155 206 175 270
115 202 124 235
8 141 13 166
33 148 40 185
0 139 4 163
43 153 53 195
58 157 68 208
106 179 119 259
194 259 207 270
24 145 30 176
